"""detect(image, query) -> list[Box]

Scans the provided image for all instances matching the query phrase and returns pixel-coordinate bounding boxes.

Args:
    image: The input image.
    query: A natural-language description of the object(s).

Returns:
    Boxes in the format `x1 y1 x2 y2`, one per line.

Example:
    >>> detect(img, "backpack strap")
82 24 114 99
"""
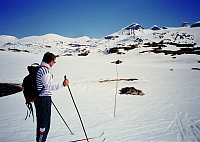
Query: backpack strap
31 63 40 66
25 101 34 122
40 65 49 69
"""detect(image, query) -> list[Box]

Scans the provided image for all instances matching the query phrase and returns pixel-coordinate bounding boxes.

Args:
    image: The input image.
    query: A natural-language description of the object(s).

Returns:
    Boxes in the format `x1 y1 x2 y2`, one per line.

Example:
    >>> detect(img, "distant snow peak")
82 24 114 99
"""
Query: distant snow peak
0 35 18 47
119 22 144 35
0 35 17 39
191 21 200 28
0 35 18 41
76 36 90 41
42 33 65 38
151 25 161 30
124 22 144 30
179 22 190 27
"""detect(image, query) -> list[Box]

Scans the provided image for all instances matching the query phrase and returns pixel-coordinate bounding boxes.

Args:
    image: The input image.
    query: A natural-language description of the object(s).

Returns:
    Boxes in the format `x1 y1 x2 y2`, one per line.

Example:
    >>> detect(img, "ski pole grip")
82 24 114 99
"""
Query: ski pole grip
64 75 67 80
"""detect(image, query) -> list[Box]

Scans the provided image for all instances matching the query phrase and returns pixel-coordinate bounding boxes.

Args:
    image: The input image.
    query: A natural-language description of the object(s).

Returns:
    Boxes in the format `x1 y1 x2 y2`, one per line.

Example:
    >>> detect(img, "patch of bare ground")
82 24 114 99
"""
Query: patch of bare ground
191 68 200 71
63 54 73 56
141 42 200 55
99 78 138 83
107 44 138 54
119 87 144 96
0 83 22 97
8 48 30 53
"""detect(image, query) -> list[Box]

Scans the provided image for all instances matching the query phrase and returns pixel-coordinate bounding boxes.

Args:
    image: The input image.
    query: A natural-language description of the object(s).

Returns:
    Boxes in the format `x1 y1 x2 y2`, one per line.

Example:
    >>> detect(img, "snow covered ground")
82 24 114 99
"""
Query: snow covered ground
1 49 200 142
0 24 200 142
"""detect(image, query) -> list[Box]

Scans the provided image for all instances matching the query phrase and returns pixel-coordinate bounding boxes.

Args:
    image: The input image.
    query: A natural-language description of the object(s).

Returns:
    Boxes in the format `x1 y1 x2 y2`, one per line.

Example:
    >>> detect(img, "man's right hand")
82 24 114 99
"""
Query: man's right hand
63 79 69 86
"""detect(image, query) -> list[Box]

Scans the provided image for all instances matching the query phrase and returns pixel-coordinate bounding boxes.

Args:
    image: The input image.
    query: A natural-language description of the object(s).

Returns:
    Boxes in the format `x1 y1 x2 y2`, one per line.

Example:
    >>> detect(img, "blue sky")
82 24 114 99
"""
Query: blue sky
0 0 199 39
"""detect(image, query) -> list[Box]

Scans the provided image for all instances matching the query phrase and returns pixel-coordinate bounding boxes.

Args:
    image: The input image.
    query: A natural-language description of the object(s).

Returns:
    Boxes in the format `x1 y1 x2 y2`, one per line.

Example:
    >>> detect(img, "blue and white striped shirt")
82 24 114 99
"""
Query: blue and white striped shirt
36 62 64 96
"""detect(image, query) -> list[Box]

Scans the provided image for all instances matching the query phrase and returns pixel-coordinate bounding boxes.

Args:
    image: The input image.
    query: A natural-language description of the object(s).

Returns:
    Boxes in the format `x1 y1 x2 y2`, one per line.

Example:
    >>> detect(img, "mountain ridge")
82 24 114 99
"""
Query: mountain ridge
0 21 200 56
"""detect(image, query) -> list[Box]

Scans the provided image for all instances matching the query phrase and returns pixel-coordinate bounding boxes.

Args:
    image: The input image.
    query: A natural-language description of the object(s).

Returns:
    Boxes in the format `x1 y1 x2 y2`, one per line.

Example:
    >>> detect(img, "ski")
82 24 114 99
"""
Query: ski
70 132 104 142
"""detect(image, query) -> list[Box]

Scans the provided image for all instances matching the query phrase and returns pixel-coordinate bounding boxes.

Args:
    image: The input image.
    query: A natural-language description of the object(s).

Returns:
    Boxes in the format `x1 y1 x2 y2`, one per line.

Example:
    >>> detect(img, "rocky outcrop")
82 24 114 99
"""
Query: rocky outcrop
151 25 161 30
191 21 200 28
118 22 144 35
179 22 190 27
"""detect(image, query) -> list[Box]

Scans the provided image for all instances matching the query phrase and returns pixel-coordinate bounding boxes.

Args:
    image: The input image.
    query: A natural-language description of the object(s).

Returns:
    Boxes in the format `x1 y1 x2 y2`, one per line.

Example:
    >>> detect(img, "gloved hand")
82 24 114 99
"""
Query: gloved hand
63 79 69 86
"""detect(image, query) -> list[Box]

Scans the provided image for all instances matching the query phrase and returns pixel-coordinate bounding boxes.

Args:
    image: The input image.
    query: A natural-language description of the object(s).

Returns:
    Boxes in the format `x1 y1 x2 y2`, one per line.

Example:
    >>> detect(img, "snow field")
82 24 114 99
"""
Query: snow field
0 43 200 142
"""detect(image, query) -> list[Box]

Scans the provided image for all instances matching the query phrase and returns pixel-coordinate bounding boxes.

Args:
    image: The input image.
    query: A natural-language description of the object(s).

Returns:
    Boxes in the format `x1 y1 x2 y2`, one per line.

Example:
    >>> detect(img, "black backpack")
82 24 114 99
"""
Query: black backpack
22 63 48 121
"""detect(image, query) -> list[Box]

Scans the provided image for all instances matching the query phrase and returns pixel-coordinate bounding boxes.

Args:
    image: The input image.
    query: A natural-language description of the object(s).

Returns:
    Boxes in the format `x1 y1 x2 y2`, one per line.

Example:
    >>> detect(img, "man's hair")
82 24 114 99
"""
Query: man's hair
42 52 56 63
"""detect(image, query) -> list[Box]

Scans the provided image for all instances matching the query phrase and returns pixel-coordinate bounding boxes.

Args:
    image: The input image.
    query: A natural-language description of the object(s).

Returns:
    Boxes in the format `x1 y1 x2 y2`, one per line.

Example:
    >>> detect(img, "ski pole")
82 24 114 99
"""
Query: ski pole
114 63 119 117
51 100 74 135
64 75 89 142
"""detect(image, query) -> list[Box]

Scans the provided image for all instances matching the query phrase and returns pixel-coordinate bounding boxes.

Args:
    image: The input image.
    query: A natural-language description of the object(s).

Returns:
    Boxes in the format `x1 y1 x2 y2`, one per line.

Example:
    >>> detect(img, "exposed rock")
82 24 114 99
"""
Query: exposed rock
119 87 144 95
99 78 138 83
8 48 30 53
191 68 200 71
151 25 161 31
107 44 138 54
0 83 22 97
78 51 90 56
111 60 123 64
104 36 119 40
179 22 190 27
124 23 144 30
141 43 200 55
191 21 200 28
119 22 144 35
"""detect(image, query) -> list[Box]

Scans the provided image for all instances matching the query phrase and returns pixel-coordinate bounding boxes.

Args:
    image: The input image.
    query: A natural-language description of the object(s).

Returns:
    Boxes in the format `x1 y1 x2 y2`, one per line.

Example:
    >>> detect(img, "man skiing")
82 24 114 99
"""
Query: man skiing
34 52 69 142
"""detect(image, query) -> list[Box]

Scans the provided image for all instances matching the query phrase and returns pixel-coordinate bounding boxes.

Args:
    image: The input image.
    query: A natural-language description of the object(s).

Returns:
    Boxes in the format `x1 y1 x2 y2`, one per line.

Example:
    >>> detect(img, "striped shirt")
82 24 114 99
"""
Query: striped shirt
36 62 64 96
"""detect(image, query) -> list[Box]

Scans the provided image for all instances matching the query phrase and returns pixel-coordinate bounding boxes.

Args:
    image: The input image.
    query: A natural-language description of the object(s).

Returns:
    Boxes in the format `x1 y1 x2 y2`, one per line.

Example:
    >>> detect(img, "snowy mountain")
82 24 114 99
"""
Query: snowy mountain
0 34 92 55
1 21 200 142
1 22 200 56
151 25 161 30
0 35 18 47
179 22 190 27
191 21 200 28
118 22 144 35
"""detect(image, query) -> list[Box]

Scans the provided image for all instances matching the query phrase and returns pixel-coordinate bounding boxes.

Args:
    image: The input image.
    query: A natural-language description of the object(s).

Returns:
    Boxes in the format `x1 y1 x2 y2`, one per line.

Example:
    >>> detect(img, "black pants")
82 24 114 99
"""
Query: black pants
34 96 51 142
